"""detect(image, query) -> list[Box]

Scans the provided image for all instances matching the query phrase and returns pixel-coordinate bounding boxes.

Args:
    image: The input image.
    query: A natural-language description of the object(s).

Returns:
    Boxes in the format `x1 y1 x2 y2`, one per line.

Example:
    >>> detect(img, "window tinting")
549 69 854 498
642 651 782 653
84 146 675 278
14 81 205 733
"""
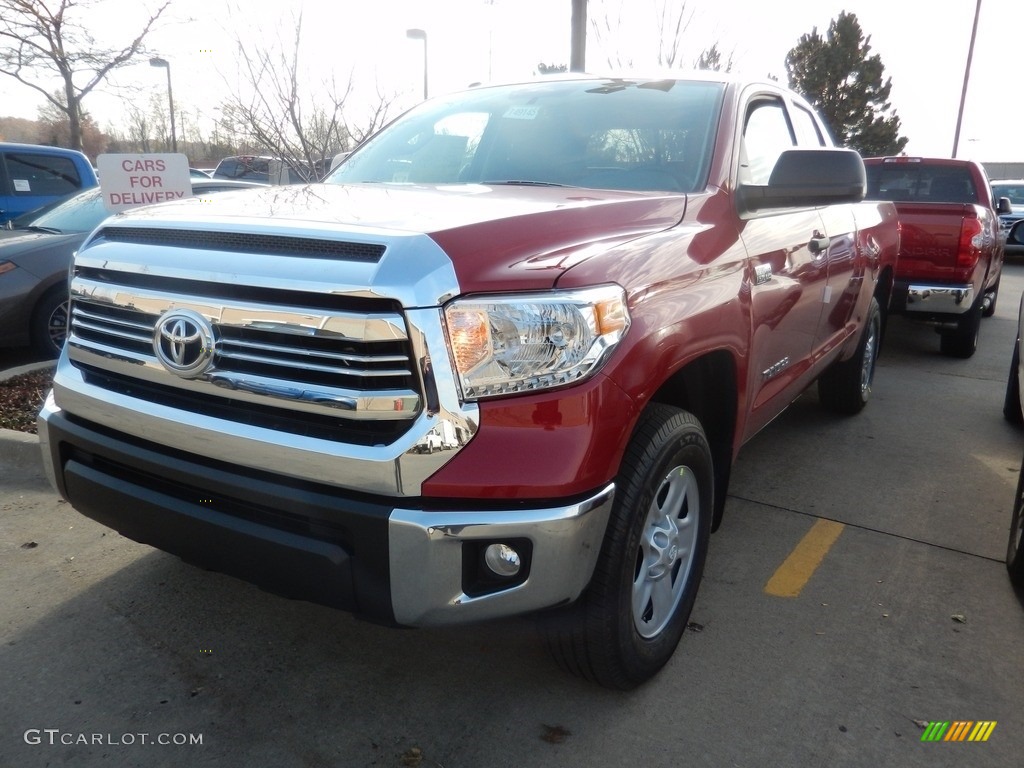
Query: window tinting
866 165 978 204
5 153 82 197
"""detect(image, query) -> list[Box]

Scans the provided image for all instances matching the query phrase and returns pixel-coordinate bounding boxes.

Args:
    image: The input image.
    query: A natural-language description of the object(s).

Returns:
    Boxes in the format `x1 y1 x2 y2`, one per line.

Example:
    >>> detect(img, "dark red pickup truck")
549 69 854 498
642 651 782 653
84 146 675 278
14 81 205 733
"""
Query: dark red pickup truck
864 156 1006 357
40 74 899 688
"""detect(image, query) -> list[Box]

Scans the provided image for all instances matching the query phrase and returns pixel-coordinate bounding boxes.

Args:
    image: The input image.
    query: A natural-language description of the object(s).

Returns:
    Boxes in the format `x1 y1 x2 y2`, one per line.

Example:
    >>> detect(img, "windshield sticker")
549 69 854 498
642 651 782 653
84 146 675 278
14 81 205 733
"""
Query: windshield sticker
13 179 30 192
503 105 540 120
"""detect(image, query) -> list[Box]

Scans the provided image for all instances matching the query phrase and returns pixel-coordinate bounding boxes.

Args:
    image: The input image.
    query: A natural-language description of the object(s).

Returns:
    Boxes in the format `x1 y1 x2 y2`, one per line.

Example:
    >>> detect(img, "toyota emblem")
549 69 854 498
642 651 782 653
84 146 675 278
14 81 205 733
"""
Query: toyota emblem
153 309 216 377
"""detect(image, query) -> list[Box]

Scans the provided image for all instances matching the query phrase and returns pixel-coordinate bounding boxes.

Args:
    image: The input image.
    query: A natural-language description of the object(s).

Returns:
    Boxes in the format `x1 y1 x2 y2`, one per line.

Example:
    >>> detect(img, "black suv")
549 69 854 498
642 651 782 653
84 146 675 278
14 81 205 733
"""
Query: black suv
212 156 295 184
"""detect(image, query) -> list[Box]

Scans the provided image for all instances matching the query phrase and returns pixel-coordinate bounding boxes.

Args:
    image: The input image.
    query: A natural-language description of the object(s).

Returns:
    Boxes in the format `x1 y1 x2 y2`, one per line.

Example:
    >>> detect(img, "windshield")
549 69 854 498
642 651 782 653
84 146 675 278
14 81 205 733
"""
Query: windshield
326 78 725 194
15 188 107 233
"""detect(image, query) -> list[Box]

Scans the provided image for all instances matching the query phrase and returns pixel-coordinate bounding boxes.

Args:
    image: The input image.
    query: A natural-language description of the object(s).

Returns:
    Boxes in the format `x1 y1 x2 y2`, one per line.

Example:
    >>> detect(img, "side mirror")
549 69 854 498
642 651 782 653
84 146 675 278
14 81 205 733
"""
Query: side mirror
997 196 1013 215
738 148 865 213
1008 220 1024 247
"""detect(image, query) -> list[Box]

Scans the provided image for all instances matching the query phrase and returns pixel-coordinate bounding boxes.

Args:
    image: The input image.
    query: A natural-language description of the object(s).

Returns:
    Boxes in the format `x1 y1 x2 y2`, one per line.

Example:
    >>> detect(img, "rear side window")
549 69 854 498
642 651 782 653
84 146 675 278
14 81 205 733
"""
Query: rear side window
866 164 978 204
790 105 826 147
4 152 83 196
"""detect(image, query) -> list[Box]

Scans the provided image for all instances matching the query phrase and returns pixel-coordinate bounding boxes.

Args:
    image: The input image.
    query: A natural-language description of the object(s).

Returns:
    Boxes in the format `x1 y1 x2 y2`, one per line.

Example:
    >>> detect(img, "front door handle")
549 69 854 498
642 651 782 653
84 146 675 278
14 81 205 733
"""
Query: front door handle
809 232 830 255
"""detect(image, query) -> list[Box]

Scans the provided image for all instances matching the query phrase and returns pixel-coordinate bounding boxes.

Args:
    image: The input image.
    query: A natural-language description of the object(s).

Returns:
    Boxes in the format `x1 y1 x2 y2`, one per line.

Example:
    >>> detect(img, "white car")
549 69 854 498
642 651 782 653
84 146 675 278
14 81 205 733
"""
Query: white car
992 179 1024 255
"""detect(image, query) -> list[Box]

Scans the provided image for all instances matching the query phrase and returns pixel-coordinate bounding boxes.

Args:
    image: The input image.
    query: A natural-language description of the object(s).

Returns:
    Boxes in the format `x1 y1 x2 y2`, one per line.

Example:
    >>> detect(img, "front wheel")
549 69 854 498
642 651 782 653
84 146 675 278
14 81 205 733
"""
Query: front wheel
818 297 881 415
1007 451 1024 588
541 404 713 689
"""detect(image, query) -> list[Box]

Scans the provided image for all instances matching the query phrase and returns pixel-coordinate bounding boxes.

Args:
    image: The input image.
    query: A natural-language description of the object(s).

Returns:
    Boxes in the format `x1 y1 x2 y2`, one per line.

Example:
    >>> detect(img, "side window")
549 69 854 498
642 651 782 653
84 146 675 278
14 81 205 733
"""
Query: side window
791 105 826 147
741 99 795 185
5 152 82 197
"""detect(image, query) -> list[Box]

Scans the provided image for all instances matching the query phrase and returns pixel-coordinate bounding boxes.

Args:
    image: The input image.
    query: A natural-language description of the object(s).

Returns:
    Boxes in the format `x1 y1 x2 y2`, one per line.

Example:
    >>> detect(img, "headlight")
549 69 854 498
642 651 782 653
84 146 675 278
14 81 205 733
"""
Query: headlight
444 285 630 400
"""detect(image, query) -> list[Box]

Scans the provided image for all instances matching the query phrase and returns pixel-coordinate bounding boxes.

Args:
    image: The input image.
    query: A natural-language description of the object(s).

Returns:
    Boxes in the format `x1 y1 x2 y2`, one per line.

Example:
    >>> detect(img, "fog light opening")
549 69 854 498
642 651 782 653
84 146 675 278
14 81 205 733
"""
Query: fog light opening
484 543 521 577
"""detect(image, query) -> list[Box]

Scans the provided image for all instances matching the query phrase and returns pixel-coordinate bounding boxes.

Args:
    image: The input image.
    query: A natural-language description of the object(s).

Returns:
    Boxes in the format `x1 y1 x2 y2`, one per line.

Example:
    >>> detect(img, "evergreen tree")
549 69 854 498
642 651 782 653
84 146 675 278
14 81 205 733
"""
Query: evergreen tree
785 12 908 156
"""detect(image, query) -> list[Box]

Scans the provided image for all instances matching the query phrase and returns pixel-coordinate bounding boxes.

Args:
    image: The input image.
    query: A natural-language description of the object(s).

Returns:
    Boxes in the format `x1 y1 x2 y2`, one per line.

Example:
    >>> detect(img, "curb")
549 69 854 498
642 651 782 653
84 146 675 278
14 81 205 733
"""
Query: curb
0 360 56 382
0 426 41 468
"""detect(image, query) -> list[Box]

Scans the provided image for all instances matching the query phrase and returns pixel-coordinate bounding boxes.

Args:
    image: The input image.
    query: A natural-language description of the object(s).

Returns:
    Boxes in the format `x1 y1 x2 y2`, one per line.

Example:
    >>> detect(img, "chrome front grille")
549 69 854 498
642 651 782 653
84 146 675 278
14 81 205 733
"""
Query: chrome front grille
67 274 424 435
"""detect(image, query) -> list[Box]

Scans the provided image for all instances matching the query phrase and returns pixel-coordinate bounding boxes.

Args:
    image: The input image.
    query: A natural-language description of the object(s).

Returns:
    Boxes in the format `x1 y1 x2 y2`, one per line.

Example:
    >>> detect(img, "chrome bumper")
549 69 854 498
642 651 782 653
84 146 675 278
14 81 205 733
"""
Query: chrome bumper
389 485 615 625
904 283 974 314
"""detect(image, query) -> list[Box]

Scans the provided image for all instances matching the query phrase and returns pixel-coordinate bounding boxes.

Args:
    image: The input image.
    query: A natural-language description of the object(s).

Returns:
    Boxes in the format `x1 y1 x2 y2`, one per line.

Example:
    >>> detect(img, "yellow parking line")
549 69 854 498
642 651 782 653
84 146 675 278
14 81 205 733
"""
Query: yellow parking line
764 519 845 597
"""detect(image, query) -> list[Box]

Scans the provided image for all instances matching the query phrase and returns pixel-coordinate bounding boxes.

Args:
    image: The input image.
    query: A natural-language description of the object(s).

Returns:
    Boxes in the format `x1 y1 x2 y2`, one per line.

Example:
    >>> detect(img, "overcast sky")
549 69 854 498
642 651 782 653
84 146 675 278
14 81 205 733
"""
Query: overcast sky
1 0 1020 161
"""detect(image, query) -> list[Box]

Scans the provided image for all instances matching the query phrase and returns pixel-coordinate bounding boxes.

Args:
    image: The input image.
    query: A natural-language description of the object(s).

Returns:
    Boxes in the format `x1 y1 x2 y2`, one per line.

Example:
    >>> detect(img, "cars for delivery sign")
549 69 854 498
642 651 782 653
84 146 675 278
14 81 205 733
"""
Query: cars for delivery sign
96 153 192 212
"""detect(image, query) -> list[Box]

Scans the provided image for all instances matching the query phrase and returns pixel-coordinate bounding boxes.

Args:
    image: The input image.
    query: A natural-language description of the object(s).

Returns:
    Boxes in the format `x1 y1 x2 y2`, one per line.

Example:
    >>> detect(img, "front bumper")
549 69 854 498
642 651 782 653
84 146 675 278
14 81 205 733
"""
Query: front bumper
39 395 614 626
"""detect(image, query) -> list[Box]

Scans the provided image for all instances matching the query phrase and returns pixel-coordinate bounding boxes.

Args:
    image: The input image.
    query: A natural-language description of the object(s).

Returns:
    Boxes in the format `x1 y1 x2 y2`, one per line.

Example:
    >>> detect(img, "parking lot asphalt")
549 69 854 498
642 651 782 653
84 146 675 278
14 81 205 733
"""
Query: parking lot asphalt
2 266 1024 767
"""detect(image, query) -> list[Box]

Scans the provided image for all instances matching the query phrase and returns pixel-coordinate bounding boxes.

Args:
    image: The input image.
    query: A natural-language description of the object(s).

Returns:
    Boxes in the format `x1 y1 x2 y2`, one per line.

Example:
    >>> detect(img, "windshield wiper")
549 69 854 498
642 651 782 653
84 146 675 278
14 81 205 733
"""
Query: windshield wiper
482 180 571 187
22 225 63 234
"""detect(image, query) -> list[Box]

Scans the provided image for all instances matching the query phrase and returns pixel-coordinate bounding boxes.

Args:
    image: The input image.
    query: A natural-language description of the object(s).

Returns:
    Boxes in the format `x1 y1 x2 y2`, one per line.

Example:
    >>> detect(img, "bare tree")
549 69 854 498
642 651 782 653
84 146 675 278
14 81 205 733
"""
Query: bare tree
220 10 397 182
589 0 727 72
694 43 734 73
36 96 108 157
0 0 171 152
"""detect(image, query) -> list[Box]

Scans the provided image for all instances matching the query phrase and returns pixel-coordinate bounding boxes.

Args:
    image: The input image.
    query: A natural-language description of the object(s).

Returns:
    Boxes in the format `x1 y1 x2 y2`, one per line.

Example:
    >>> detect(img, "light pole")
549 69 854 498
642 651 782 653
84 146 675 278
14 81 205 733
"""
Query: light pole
406 28 428 100
149 56 177 153
952 0 982 158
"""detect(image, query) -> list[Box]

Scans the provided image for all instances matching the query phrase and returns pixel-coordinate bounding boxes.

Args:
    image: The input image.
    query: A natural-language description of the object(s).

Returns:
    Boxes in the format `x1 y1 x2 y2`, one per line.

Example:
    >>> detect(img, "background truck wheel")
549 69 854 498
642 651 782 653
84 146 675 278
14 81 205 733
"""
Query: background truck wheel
1007 451 1024 588
1005 340 1023 425
30 287 70 359
939 297 982 358
818 297 881 415
541 404 712 689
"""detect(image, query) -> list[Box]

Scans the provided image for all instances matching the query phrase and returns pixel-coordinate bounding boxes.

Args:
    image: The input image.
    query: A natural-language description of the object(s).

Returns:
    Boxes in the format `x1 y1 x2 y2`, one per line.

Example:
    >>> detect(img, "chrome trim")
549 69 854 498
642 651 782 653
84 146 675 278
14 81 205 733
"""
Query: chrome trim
388 485 615 625
78 217 461 308
66 343 422 421
47 230 479 496
37 391 59 492
152 308 216 378
905 284 974 314
49 351 477 497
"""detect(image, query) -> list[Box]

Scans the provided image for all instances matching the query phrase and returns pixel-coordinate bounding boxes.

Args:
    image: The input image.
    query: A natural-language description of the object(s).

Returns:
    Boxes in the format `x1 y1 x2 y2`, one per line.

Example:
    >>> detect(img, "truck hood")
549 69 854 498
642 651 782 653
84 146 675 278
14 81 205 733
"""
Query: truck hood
110 182 687 291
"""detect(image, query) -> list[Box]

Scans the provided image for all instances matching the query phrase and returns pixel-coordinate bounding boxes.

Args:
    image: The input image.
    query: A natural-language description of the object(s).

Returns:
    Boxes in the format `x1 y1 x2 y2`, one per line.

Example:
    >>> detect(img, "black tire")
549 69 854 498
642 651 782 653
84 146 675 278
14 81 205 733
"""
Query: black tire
30 287 70 359
541 404 713 689
1004 340 1023 425
982 278 1000 318
818 297 881 415
1007 451 1024 587
939 296 982 358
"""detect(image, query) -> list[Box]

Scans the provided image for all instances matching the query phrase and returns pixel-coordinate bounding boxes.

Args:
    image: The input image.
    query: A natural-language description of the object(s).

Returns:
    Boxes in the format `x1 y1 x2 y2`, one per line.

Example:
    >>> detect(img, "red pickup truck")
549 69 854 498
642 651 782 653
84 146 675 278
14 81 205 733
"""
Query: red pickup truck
864 156 1005 357
39 74 899 688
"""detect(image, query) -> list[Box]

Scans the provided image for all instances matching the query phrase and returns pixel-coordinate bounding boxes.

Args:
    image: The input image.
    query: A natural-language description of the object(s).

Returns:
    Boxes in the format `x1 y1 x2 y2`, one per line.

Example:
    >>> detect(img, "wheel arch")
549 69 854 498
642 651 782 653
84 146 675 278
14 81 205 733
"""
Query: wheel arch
646 349 737 531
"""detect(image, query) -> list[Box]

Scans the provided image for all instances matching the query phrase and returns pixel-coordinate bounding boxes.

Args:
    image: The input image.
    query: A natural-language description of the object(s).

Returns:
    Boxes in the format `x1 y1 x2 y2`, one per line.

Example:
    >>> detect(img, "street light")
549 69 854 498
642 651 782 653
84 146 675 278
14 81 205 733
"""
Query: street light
149 56 177 153
952 0 982 158
406 28 428 100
